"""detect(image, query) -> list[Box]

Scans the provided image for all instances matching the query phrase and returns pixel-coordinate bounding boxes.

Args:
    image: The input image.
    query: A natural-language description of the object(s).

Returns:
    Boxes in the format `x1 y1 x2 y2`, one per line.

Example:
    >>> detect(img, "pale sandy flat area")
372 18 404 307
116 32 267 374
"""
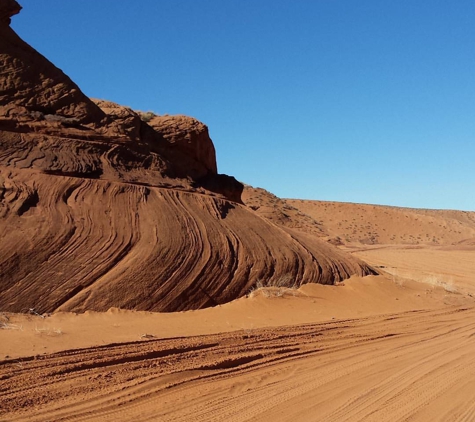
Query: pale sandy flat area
353 245 475 295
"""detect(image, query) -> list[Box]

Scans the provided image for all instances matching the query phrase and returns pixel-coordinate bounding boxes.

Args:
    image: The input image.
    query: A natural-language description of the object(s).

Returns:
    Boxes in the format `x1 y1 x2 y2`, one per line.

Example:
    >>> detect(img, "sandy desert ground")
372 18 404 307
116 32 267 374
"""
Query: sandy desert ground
2 243 475 421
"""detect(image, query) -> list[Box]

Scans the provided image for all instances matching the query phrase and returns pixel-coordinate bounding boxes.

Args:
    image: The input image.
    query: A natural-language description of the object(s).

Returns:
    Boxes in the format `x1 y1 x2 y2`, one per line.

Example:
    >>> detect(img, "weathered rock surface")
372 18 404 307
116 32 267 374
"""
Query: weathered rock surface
0 0 21 25
0 1 106 125
148 114 217 175
0 2 374 313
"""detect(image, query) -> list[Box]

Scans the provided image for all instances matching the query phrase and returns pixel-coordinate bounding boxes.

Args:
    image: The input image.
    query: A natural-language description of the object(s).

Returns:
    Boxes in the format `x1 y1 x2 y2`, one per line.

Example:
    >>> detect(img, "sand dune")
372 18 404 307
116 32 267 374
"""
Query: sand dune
3 274 465 360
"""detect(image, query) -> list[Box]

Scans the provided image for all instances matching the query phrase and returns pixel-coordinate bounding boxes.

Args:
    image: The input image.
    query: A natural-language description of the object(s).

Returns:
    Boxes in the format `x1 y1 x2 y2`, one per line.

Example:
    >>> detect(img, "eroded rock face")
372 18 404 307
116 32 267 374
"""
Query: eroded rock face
0 2 375 313
0 4 222 189
91 99 144 142
0 0 21 24
0 1 106 124
90 101 220 181
148 115 217 175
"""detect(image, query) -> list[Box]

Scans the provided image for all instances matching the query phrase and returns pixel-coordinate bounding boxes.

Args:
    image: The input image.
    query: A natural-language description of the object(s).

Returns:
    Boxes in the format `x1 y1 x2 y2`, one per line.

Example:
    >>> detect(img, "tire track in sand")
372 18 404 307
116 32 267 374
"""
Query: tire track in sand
2 306 475 421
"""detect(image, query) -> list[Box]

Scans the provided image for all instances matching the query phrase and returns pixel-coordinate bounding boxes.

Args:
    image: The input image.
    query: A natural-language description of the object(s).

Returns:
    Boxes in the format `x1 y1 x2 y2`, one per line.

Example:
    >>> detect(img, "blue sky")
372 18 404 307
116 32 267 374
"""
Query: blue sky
12 0 475 210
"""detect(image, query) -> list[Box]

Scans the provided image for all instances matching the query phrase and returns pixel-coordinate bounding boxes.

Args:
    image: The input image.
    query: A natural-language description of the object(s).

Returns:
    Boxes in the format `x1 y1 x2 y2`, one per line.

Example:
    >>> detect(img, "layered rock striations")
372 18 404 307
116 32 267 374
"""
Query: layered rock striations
0 2 374 313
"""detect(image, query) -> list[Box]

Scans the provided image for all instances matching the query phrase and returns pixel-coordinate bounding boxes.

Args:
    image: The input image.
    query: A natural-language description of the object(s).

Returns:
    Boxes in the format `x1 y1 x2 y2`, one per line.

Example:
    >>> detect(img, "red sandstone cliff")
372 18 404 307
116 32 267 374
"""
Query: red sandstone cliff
0 2 374 313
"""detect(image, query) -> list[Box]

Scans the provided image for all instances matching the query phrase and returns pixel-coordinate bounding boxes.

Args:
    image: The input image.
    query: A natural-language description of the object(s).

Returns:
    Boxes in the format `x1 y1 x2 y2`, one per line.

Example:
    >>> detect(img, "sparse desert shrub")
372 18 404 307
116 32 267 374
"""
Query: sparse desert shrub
35 326 63 336
387 269 458 293
423 275 458 293
0 321 23 330
44 114 80 126
1 313 23 330
248 274 300 298
137 111 157 123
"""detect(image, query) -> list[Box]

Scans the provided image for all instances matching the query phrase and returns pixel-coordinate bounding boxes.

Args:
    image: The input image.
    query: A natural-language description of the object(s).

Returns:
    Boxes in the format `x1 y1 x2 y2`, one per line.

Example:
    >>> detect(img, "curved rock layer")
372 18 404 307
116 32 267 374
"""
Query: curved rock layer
0 168 373 313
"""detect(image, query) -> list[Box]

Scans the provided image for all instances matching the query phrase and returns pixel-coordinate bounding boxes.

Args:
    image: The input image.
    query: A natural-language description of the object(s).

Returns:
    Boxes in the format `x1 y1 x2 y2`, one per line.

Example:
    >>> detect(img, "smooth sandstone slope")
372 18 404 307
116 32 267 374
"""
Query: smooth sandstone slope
0 2 373 313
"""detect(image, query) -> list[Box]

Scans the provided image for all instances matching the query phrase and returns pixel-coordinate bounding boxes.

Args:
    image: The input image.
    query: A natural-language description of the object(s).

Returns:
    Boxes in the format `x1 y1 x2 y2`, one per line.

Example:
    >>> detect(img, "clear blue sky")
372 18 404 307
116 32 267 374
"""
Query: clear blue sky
12 0 475 210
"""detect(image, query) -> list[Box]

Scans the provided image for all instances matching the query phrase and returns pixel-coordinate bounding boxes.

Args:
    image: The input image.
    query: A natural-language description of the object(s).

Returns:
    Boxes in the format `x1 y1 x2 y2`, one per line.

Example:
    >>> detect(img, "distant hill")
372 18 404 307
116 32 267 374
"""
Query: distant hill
241 185 475 248
286 200 475 247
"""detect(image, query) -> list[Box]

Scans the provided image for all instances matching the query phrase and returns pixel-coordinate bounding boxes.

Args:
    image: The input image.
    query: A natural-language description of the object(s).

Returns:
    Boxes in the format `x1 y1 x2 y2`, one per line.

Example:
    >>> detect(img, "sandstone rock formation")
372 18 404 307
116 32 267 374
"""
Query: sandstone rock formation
147 114 217 175
0 1 106 125
0 0 21 24
0 2 374 313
